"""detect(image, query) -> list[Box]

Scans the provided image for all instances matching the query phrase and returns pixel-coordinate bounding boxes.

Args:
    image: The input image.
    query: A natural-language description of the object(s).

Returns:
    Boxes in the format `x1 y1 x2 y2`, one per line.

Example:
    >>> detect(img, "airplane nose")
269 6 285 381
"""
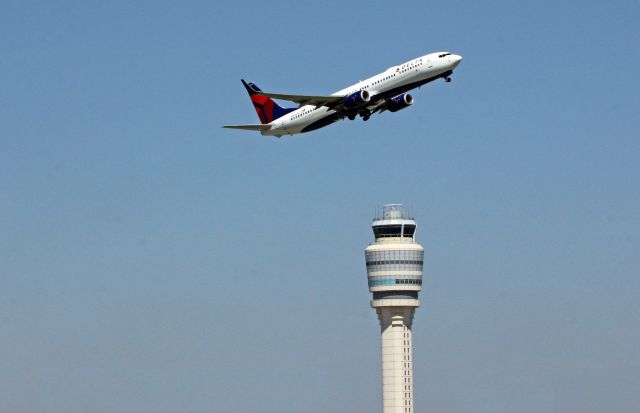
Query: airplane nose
451 54 462 67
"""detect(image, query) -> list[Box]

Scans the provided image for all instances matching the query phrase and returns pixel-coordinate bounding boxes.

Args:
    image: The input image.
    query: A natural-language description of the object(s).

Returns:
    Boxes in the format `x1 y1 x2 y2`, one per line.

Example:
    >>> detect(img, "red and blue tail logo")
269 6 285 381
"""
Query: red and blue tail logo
241 79 295 124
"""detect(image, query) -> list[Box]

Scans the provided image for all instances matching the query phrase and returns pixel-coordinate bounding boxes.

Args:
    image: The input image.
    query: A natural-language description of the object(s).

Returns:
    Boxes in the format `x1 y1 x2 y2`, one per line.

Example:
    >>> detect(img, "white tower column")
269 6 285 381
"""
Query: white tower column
378 306 415 413
365 204 423 413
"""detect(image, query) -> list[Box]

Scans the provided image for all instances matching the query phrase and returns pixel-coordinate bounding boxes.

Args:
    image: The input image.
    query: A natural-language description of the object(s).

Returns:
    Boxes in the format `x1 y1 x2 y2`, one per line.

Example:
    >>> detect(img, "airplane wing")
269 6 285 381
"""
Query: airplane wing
222 124 271 131
258 92 343 108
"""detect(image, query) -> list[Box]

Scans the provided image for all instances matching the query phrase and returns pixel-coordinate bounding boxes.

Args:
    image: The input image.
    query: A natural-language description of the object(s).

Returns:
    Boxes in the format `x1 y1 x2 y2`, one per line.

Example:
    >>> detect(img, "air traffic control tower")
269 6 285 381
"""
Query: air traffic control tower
365 204 423 413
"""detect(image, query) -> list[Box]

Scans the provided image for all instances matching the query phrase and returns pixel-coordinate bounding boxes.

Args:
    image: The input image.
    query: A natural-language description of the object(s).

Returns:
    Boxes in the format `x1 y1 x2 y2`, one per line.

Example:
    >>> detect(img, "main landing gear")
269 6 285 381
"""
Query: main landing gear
346 110 371 121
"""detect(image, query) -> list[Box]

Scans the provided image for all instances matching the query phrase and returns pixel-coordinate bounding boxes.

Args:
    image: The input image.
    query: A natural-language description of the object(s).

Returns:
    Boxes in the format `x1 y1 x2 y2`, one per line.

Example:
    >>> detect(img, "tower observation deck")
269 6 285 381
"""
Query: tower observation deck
365 204 423 413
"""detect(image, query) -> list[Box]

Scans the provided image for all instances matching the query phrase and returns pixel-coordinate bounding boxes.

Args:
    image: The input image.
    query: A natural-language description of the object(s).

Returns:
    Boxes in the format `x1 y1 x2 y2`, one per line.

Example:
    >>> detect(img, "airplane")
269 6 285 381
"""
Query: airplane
223 51 462 137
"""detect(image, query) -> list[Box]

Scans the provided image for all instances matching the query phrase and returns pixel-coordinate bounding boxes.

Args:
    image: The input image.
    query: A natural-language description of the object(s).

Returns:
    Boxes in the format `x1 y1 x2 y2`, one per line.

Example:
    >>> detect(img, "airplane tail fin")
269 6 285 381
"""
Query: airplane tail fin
242 79 295 124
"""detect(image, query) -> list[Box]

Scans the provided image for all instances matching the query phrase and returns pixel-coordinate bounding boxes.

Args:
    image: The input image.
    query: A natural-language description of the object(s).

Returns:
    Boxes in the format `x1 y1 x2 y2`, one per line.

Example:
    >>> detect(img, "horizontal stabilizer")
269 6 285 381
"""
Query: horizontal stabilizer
222 124 270 132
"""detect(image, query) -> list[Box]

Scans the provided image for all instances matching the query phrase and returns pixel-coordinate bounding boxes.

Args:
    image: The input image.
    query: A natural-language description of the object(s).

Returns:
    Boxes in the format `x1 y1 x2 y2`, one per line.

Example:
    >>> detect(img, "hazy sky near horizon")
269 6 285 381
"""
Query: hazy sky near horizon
2 1 639 412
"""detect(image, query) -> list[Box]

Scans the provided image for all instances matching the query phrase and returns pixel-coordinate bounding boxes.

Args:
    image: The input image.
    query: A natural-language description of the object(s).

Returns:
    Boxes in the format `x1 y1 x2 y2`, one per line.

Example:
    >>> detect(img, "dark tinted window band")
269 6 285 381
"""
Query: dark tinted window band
366 260 423 266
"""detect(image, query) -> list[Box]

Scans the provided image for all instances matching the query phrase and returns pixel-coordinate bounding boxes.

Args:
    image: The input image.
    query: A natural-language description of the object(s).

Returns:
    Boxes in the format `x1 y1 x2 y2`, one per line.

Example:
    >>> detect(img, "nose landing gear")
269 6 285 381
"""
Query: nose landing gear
444 76 452 83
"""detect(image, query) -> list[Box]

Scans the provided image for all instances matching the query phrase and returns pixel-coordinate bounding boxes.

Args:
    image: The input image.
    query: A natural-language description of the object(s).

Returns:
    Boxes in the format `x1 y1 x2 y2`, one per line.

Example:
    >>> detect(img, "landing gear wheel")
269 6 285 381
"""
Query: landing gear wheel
445 76 452 83
348 113 356 121
360 110 371 121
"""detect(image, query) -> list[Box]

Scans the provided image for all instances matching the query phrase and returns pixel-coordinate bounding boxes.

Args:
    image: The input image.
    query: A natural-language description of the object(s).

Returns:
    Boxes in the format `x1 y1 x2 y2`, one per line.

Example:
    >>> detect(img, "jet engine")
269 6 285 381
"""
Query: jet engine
344 90 371 108
387 93 414 112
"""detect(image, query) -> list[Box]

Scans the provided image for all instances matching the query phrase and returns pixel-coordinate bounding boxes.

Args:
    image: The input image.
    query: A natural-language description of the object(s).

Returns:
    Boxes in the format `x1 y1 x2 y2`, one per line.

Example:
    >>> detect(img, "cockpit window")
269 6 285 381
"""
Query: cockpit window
438 53 451 58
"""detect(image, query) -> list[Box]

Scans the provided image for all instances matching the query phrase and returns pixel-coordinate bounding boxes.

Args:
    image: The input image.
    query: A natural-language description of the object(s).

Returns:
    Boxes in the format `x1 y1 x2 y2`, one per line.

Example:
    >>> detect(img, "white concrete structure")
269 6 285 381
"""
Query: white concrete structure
365 204 424 413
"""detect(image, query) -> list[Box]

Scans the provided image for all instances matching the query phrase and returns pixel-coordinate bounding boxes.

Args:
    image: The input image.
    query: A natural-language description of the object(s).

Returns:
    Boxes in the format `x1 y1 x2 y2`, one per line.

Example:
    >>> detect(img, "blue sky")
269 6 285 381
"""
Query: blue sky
1 0 639 412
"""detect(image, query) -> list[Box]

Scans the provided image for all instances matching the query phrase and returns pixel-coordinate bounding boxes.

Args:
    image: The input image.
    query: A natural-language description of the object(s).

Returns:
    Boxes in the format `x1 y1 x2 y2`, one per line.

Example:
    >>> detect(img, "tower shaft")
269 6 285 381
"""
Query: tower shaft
378 307 415 413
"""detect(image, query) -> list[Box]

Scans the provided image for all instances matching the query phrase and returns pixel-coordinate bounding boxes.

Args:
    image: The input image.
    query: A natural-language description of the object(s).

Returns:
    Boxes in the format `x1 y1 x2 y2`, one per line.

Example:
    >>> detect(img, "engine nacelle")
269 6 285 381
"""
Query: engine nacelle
344 90 371 108
387 93 414 112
